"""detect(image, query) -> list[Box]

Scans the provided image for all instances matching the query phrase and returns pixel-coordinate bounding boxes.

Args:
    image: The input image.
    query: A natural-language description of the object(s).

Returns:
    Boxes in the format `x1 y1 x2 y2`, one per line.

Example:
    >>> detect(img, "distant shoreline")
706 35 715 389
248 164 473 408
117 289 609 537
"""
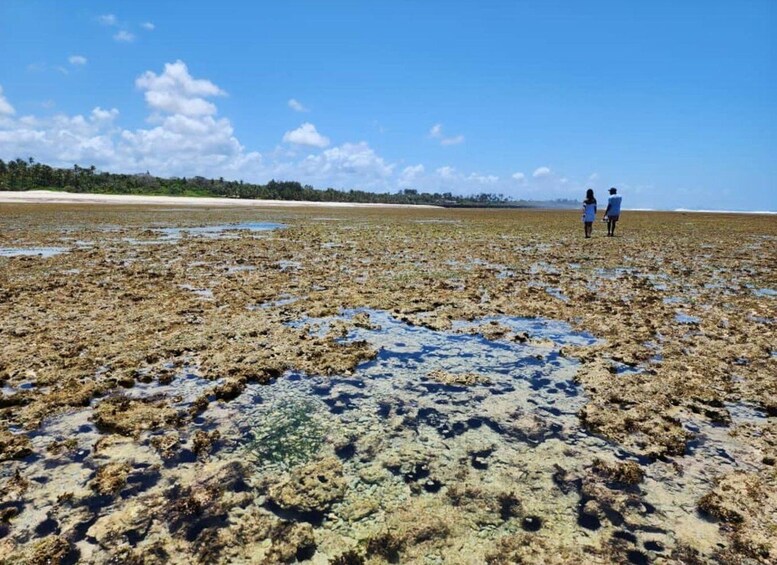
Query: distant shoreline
0 190 443 209
1 190 774 214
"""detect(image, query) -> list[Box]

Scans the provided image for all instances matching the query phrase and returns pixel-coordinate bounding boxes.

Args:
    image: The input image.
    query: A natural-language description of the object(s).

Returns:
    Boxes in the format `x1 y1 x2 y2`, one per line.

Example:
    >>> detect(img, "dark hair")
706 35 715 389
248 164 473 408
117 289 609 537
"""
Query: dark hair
609 187 617 194
586 188 594 199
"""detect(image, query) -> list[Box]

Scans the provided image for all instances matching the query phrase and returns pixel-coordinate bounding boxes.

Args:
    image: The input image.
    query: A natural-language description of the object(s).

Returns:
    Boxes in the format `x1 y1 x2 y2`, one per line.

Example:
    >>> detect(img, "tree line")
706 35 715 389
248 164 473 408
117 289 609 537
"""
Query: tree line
0 158 578 208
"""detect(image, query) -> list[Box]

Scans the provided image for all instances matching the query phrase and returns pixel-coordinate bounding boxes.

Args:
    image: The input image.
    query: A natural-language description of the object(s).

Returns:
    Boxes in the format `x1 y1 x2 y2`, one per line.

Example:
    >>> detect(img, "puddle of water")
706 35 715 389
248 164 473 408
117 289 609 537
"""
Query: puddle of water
725 401 768 424
595 267 636 279
178 284 214 300
155 222 283 240
752 288 776 298
276 260 301 271
121 222 284 245
674 312 700 324
530 262 560 275
545 287 569 302
0 247 69 257
209 310 748 557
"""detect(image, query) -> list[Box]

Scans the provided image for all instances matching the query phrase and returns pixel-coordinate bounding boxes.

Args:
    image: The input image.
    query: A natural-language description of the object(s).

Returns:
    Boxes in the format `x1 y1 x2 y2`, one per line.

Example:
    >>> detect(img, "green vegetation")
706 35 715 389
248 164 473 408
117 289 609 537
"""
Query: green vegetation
245 397 327 469
0 157 578 208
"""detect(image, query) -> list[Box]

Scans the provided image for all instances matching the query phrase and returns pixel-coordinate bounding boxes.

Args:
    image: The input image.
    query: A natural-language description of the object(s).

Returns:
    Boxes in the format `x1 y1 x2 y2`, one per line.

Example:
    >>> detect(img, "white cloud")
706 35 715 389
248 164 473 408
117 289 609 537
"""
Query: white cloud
468 173 498 184
512 172 526 182
136 60 226 117
436 166 456 179
282 122 330 148
588 172 599 182
399 164 424 185
401 164 424 177
0 61 259 180
0 86 15 116
141 22 155 31
293 142 394 189
68 55 88 66
533 166 551 178
287 98 309 112
114 30 135 43
91 107 119 122
428 123 464 146
98 14 118 26
440 134 464 146
0 108 121 165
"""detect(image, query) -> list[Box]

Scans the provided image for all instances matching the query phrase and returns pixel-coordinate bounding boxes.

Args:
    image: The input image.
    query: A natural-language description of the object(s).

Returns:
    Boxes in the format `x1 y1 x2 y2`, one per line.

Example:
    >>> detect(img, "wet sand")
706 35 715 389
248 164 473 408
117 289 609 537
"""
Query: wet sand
0 204 775 564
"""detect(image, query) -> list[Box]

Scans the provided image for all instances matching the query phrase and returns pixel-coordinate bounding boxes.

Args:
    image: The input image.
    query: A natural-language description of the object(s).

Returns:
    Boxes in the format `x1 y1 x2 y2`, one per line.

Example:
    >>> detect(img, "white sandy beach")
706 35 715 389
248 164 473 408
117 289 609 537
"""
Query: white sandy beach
0 190 442 209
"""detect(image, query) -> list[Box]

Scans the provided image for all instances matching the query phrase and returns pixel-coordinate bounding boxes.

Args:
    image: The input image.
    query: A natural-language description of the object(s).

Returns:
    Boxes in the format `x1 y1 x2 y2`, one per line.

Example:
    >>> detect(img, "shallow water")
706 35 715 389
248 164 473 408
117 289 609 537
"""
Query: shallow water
155 221 283 240
0 246 68 257
121 221 284 245
2 309 765 561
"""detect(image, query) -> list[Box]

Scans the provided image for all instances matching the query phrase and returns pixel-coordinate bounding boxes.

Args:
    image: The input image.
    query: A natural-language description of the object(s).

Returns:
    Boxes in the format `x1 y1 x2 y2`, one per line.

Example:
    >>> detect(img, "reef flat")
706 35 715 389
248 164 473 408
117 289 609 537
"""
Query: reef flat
0 204 775 564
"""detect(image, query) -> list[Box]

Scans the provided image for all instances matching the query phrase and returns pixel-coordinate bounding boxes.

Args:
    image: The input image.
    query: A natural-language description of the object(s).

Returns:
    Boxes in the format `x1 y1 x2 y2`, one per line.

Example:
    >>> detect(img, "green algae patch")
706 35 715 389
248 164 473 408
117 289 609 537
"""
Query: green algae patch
244 396 327 470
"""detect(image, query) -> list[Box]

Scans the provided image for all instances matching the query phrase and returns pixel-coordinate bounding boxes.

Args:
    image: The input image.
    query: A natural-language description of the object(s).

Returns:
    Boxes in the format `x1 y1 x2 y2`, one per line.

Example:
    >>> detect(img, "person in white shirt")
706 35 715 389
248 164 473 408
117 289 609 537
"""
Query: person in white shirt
581 188 597 238
604 187 622 237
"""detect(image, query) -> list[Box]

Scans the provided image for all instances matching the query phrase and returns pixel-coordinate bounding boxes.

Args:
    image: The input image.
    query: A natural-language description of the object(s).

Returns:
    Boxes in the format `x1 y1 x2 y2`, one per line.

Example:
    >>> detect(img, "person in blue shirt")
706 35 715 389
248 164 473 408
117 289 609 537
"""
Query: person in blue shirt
604 187 622 237
582 188 597 238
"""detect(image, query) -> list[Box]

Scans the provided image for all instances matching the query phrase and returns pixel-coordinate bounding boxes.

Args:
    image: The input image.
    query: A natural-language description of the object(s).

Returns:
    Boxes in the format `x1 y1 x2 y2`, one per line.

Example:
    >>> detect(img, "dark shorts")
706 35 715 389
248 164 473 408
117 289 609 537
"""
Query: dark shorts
608 215 619 222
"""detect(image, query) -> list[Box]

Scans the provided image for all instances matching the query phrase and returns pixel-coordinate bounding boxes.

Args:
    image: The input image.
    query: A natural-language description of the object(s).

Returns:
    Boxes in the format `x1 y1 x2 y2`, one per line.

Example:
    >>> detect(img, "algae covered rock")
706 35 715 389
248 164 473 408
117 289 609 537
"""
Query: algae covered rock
365 499 453 561
0 425 32 461
591 457 644 485
698 471 776 562
91 461 132 495
485 532 604 564
28 535 76 565
427 369 491 387
267 456 346 516
93 396 181 436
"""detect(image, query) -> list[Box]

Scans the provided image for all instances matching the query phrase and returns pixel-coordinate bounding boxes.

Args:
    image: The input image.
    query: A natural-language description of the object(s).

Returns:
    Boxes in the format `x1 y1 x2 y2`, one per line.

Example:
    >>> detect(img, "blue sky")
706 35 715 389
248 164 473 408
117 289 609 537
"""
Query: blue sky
1 1 775 210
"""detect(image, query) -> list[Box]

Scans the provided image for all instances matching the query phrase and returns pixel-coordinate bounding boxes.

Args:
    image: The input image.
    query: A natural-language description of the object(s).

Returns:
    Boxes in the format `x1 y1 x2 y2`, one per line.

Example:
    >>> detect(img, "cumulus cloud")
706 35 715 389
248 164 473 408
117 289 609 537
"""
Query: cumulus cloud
98 14 117 26
282 123 330 148
68 55 88 66
428 123 464 146
512 172 526 182
0 107 121 165
436 166 456 179
141 22 155 31
533 166 551 178
399 164 424 184
468 173 498 184
301 142 392 179
287 98 309 112
0 86 15 116
0 61 259 180
136 60 226 117
113 30 135 43
261 142 393 190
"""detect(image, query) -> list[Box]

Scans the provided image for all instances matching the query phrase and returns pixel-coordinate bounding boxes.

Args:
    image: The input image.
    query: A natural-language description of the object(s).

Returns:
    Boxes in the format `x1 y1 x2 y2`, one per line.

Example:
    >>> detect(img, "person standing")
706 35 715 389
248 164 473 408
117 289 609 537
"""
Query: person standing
582 188 597 238
604 187 622 237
